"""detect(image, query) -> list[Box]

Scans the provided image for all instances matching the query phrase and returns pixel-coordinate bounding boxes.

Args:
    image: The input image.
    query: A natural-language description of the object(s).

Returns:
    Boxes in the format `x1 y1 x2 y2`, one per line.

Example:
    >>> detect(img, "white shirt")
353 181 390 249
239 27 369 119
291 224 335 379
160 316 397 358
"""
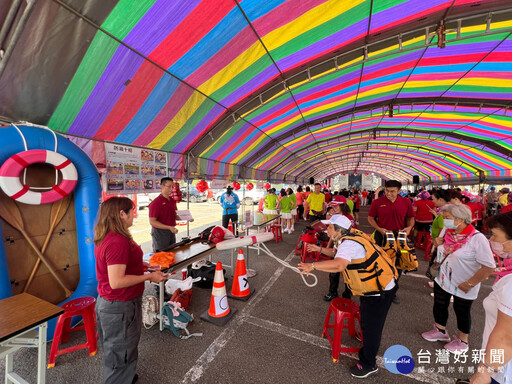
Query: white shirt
335 240 395 293
435 230 495 300
482 274 512 383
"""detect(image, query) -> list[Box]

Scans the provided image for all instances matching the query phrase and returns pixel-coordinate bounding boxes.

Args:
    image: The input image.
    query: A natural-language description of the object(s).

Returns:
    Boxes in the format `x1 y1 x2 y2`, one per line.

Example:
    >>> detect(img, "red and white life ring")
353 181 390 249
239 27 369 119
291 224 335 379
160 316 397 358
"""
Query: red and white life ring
0 149 78 205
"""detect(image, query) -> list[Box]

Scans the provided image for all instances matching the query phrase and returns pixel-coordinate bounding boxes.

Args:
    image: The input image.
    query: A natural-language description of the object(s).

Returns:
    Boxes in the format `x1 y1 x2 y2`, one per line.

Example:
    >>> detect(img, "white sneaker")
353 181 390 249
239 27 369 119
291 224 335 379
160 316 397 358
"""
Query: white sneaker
285 228 290 234
290 227 295 232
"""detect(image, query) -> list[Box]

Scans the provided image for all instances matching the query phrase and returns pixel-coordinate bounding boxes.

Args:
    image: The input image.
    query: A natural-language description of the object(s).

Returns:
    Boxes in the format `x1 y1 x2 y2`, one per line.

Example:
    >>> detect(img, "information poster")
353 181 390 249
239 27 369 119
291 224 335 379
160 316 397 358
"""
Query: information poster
105 143 168 194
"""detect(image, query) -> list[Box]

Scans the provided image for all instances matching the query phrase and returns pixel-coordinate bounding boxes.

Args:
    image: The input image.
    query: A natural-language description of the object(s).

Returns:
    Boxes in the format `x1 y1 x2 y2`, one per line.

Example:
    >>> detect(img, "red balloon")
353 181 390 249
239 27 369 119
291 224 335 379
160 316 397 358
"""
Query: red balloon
196 180 207 192
233 181 241 190
246 183 254 190
263 183 271 190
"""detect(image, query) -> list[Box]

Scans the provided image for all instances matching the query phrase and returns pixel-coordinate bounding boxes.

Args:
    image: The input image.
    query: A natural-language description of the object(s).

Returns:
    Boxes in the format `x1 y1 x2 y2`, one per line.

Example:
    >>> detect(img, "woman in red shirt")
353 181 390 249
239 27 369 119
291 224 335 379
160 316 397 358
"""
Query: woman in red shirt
413 190 435 231
95 197 168 384
296 186 305 220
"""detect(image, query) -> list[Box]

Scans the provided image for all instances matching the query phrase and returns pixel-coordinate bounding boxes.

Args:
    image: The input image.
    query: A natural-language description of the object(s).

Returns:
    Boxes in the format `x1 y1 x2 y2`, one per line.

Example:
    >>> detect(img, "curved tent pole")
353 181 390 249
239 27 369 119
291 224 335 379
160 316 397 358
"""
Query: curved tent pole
0 0 37 78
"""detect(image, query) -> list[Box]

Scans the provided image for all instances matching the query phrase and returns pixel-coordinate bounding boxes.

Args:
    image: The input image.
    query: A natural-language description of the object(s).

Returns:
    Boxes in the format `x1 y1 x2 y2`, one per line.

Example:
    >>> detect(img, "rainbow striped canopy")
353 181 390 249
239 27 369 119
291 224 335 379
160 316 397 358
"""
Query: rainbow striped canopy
1 0 511 184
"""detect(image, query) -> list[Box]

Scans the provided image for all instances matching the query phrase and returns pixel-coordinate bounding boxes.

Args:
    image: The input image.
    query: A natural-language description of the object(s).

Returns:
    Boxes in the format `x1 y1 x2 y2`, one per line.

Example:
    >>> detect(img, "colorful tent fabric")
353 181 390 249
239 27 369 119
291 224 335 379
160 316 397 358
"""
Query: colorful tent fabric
1 0 511 184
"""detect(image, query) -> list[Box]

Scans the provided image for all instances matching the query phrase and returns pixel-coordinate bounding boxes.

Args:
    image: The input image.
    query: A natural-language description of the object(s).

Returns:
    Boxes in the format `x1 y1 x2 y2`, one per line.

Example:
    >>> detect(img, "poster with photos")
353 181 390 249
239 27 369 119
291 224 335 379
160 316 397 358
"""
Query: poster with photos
105 143 167 195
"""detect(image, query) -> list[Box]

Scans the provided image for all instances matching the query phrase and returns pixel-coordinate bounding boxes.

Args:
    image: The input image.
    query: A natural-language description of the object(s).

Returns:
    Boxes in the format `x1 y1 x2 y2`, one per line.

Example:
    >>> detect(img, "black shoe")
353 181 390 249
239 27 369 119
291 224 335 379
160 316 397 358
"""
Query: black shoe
454 380 470 384
341 292 352 299
132 374 139 384
323 293 338 301
392 296 400 304
350 363 378 378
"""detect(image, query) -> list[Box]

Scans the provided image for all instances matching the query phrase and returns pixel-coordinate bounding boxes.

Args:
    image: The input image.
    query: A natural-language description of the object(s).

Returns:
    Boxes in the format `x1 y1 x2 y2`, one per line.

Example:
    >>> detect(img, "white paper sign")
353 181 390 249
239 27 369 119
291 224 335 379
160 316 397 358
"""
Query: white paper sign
105 142 167 195
176 210 193 222
210 179 228 189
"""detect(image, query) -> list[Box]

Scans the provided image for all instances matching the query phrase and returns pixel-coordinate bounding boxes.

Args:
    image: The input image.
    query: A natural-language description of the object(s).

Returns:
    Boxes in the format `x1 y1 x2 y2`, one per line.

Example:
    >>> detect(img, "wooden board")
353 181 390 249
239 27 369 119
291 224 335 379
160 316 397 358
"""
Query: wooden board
0 164 80 304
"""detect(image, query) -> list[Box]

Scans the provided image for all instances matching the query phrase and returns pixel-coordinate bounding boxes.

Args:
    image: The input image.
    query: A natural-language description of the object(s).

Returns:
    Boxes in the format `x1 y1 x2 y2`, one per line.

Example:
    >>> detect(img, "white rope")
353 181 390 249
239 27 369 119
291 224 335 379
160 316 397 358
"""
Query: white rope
254 242 318 287
14 122 59 186
11 123 27 151
11 123 29 185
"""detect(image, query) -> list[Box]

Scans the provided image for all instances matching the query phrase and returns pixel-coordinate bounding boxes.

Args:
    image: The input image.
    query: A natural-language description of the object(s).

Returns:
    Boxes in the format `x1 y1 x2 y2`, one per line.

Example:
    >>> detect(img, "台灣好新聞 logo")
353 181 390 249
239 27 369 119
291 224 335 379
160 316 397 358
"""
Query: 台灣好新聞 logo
383 345 415 374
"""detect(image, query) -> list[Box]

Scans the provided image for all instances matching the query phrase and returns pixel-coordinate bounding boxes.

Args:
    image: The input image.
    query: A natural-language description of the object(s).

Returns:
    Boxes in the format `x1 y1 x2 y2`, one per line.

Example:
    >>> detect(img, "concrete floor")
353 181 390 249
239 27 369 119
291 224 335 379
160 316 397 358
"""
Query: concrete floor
1 206 493 383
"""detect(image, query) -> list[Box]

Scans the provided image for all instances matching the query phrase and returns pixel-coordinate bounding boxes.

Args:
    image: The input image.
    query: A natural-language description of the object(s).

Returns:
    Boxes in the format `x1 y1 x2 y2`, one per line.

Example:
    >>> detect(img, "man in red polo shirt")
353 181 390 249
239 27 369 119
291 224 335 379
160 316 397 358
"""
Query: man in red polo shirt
149 177 179 252
368 180 415 304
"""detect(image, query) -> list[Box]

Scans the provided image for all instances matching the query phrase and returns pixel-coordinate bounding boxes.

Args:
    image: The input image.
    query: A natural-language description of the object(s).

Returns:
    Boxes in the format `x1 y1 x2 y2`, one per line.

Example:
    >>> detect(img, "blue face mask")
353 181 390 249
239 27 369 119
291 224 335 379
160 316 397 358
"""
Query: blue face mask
443 218 458 229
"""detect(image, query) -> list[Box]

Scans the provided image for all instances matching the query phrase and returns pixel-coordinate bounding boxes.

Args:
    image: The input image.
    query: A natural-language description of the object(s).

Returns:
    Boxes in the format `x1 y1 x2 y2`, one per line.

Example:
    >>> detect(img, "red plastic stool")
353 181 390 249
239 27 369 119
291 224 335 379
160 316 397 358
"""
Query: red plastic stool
322 298 363 363
414 231 431 250
301 241 318 262
270 223 283 243
295 236 302 255
48 296 98 368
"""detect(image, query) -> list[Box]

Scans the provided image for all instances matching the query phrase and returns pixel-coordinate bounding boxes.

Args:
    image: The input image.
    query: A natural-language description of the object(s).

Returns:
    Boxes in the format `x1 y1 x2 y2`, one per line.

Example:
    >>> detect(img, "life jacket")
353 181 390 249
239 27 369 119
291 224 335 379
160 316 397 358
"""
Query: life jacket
172 185 183 202
381 232 399 264
338 230 398 296
382 231 418 271
396 232 419 271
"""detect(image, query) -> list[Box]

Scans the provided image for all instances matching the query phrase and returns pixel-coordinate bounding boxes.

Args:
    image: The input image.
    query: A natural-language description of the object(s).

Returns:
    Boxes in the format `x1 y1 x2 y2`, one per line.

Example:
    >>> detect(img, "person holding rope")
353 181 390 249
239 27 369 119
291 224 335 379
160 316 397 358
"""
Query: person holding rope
298 215 398 379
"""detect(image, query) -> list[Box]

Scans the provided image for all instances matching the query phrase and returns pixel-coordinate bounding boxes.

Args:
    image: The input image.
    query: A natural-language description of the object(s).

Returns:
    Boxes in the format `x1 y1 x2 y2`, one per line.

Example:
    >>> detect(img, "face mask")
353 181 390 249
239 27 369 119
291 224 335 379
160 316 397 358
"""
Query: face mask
443 219 458 229
490 240 512 259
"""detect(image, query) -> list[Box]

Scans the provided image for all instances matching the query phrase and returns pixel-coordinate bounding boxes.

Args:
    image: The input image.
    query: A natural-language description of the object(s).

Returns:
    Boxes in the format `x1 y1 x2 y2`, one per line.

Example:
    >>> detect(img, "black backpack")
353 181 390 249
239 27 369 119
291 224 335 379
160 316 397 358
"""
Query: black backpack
187 261 227 289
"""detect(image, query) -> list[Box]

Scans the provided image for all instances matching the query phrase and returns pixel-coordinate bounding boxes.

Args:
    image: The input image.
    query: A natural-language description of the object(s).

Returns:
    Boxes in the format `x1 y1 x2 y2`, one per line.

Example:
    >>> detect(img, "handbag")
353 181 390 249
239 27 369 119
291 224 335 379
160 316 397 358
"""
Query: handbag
425 250 450 281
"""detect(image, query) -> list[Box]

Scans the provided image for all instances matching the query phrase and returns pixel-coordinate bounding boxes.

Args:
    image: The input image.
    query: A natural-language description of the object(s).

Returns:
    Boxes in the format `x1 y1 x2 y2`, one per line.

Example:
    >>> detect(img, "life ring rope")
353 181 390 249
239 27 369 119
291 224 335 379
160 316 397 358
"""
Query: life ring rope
0 149 78 205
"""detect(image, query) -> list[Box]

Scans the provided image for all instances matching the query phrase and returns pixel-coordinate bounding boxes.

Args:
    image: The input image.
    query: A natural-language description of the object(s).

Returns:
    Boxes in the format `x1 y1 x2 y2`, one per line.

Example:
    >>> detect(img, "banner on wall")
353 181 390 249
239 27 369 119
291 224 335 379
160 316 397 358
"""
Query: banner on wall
105 143 168 194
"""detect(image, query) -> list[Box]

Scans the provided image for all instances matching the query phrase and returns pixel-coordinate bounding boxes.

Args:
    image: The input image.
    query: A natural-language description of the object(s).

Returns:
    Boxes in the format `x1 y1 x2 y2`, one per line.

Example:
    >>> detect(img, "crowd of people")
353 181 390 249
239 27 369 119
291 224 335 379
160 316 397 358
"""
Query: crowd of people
296 180 512 382
92 176 511 383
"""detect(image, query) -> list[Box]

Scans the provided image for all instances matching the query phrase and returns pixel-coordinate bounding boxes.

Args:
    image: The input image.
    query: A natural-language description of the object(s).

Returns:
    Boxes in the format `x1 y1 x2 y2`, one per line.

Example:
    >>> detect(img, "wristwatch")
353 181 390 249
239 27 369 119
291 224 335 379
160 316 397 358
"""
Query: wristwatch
311 263 316 270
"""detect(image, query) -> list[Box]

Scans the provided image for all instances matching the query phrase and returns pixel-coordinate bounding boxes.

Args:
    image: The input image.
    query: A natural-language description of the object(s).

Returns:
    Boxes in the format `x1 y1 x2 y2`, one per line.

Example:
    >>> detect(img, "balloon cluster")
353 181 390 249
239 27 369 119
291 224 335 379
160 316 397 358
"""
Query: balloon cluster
196 180 208 192
263 182 271 190
232 181 241 190
246 182 254 190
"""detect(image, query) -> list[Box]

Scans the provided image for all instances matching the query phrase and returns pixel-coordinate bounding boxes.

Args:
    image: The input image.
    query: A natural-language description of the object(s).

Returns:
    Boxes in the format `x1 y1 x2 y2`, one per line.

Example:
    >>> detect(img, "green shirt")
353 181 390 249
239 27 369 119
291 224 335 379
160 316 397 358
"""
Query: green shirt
289 193 297 208
279 196 292 213
264 194 278 210
431 213 444 240
346 199 354 215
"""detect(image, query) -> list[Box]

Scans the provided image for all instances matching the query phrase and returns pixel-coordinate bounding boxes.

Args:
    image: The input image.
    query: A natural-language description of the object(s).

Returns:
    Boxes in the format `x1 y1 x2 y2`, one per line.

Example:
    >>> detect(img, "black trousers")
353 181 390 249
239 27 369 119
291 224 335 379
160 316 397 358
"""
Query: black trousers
359 287 397 369
433 281 474 334
297 205 304 220
309 214 323 222
416 222 432 232
327 273 352 299
222 213 238 236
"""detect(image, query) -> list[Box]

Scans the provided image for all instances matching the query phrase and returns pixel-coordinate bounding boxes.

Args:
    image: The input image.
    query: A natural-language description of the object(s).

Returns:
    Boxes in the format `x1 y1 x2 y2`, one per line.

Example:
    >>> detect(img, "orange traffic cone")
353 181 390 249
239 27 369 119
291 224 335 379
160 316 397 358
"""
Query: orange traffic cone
227 219 234 234
229 249 255 301
200 261 237 326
